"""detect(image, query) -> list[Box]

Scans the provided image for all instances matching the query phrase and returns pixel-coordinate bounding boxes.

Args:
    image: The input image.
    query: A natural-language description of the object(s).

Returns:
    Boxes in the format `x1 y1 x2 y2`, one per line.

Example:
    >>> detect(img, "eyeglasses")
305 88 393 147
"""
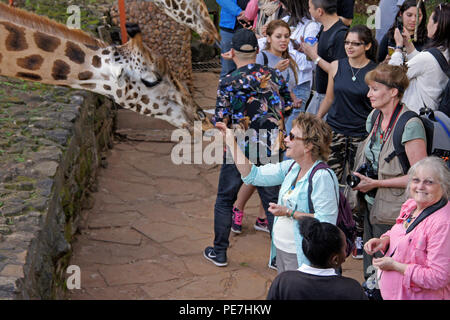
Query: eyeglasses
287 131 307 141
344 41 365 47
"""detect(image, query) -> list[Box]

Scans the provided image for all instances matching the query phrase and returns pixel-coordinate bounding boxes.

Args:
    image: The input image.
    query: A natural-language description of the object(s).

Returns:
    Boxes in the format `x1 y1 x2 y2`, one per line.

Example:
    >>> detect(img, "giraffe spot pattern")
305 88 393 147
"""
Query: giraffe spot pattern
65 41 85 64
17 54 44 70
141 95 149 104
78 71 93 80
34 31 61 52
80 83 97 90
102 49 110 55
0 22 28 51
51 59 71 80
103 84 111 91
116 89 122 98
16 72 42 81
92 55 102 68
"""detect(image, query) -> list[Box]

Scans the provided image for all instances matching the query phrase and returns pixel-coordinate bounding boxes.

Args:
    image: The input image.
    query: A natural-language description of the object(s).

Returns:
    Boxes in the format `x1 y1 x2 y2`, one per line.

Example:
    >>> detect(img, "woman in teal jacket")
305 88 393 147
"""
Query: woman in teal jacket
216 113 339 273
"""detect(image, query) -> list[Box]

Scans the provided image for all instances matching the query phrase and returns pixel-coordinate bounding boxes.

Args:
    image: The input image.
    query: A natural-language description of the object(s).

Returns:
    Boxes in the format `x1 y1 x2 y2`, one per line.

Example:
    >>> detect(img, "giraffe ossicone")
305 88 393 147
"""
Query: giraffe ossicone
0 2 214 130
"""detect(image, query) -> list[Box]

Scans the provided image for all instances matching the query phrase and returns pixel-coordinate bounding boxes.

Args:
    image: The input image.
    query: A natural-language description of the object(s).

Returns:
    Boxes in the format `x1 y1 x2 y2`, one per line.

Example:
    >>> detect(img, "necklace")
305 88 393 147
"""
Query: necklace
350 65 362 82
403 212 417 228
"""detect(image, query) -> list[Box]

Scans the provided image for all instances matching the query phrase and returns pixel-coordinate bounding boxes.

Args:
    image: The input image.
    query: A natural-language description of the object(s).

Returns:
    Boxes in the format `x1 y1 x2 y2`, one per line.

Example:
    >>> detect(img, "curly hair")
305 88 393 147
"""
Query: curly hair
292 113 333 161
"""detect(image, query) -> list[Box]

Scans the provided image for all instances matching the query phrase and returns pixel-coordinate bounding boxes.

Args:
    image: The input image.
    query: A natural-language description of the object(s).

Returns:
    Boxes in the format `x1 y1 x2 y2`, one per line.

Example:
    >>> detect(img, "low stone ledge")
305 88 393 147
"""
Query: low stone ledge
0 80 116 299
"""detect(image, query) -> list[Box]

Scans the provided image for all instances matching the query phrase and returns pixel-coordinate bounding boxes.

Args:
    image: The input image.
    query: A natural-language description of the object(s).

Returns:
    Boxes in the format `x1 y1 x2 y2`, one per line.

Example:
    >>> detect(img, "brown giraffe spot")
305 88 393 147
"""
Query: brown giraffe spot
65 41 85 64
133 92 138 99
84 44 99 51
17 55 44 71
136 104 142 113
116 89 122 98
166 108 173 116
34 31 61 52
101 49 110 55
78 71 93 80
186 18 193 24
153 103 159 110
144 108 151 115
16 72 42 81
141 95 149 104
51 60 71 80
180 2 186 10
103 84 111 91
186 9 192 16
171 0 179 10
80 83 97 90
92 55 102 68
179 12 186 20
0 22 28 51
165 0 171 8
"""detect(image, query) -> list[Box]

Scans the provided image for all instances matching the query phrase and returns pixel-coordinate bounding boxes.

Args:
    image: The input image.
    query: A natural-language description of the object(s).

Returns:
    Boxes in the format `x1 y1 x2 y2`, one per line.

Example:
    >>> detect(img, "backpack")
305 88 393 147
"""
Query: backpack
306 162 357 257
426 48 450 117
370 108 450 172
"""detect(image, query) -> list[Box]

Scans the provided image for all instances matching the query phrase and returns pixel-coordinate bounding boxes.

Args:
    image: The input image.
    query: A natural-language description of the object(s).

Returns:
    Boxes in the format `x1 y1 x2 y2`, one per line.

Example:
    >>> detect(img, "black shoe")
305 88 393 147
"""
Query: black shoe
203 246 227 267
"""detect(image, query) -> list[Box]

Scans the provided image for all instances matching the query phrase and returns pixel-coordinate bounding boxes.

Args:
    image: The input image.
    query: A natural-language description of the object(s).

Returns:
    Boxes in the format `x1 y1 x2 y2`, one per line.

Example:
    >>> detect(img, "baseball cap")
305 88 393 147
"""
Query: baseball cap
231 29 258 53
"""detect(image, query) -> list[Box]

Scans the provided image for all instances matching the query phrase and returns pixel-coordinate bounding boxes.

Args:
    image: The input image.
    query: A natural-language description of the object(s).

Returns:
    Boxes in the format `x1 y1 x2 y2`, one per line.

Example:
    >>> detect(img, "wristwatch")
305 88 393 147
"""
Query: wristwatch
314 57 322 65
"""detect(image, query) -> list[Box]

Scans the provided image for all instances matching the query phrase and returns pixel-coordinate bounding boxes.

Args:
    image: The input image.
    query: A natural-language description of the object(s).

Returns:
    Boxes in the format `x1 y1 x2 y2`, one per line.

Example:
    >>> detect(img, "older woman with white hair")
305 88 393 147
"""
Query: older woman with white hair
364 156 450 300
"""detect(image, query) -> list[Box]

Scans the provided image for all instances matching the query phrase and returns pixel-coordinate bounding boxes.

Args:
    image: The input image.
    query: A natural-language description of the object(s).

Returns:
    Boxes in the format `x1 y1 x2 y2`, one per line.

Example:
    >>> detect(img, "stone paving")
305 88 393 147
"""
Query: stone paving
67 72 363 300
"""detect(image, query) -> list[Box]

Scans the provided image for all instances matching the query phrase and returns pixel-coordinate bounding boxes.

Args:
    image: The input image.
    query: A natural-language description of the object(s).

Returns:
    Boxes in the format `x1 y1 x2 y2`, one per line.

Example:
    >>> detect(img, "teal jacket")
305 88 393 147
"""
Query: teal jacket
242 160 339 267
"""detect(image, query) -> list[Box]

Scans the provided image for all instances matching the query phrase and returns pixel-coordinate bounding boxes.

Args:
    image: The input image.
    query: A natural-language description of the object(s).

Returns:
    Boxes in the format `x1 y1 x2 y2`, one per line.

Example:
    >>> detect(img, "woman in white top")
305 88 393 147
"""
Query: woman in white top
389 3 449 114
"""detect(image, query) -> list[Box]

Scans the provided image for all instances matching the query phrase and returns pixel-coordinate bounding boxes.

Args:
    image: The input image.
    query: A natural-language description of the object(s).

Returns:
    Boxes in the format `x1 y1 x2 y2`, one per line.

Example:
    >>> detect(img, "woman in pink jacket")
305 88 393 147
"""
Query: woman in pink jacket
364 156 450 300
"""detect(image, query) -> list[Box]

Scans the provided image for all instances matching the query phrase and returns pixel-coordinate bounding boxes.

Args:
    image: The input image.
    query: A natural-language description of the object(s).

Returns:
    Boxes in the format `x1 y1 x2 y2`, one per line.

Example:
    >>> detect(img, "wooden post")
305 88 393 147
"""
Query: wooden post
118 0 128 44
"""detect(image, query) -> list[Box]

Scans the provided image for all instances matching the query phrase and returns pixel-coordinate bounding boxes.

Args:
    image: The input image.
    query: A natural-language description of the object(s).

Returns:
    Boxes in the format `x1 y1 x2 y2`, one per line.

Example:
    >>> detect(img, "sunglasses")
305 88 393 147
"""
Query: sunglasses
344 41 365 47
287 131 307 141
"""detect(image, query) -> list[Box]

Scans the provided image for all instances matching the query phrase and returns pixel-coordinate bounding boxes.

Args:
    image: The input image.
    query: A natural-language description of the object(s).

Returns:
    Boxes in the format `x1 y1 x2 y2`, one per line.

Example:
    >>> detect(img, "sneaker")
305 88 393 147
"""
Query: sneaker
352 236 363 259
231 206 244 234
268 257 277 270
254 218 270 233
203 246 228 267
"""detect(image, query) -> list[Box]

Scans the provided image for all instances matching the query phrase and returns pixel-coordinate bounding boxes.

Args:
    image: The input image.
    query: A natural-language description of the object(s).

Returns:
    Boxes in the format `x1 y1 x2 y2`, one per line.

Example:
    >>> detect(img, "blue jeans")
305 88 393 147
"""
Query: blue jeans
219 29 236 78
284 81 311 160
213 159 280 260
285 81 311 134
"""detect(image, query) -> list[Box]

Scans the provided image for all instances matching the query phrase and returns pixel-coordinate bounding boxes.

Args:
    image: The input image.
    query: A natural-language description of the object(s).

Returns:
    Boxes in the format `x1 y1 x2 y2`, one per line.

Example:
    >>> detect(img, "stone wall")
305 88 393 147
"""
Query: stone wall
0 80 116 299
110 1 193 91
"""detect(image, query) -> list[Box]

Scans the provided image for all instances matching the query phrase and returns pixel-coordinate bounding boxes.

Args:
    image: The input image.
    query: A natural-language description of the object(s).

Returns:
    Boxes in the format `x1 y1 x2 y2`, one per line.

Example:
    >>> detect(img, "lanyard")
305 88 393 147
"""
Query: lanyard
370 103 404 152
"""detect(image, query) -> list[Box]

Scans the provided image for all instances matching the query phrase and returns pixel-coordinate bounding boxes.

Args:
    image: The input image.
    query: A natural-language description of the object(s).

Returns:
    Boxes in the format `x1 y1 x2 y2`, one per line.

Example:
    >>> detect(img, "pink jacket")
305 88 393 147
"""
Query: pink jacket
379 199 450 300
244 0 258 29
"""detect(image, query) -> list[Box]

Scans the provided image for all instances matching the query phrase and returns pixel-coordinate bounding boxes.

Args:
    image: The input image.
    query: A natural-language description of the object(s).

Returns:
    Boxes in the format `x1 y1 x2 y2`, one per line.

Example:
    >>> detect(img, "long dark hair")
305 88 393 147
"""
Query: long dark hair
387 0 428 46
426 3 450 55
265 20 299 84
279 0 311 26
346 25 378 63
299 217 344 268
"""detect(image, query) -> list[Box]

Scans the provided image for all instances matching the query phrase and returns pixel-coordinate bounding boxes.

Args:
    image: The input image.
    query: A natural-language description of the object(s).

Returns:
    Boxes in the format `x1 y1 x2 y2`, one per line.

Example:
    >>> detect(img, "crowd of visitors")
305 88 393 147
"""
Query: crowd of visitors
205 0 449 300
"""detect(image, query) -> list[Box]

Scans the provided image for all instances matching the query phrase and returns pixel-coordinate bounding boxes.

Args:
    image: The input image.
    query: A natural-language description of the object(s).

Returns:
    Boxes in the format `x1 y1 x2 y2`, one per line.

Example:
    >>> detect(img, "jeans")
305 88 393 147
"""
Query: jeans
219 29 236 78
213 160 280 260
284 81 311 160
285 81 311 135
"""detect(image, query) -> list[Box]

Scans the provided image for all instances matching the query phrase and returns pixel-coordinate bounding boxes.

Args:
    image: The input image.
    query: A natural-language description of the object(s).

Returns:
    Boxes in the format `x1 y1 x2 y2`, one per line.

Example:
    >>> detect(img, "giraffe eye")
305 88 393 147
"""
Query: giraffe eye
141 73 162 88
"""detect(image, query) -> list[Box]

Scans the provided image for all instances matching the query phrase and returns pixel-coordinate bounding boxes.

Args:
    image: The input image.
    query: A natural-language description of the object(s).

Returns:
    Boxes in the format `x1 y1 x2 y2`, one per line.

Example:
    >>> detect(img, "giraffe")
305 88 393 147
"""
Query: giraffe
0 2 214 130
150 0 220 45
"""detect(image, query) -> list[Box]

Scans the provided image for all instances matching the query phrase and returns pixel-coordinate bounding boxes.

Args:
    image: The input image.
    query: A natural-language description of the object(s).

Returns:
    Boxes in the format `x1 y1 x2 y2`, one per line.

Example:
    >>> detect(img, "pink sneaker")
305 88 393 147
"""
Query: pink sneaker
231 206 244 234
254 218 269 233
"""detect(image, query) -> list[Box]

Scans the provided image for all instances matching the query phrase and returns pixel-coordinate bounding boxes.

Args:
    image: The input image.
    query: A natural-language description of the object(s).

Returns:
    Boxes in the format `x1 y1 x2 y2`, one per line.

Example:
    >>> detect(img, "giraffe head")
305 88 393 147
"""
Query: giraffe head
97 23 213 130
152 0 220 45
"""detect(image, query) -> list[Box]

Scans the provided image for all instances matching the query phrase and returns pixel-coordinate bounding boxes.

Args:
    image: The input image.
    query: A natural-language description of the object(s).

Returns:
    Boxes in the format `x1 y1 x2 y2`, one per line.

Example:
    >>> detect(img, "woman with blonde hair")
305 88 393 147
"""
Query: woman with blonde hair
215 112 339 273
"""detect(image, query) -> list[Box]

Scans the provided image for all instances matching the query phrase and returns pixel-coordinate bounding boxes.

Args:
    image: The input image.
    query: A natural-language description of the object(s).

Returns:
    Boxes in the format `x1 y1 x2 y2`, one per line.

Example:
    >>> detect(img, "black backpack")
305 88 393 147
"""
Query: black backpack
370 108 450 173
426 48 450 117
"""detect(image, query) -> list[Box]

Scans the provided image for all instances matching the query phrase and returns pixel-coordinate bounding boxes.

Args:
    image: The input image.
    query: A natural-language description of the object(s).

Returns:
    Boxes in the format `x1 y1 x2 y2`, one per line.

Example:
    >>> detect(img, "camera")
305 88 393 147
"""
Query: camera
346 163 378 197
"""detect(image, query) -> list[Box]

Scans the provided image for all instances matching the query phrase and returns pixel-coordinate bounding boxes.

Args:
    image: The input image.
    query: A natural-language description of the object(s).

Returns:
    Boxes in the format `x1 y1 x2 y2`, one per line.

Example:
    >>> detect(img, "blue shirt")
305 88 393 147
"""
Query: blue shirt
216 0 242 30
242 159 339 266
